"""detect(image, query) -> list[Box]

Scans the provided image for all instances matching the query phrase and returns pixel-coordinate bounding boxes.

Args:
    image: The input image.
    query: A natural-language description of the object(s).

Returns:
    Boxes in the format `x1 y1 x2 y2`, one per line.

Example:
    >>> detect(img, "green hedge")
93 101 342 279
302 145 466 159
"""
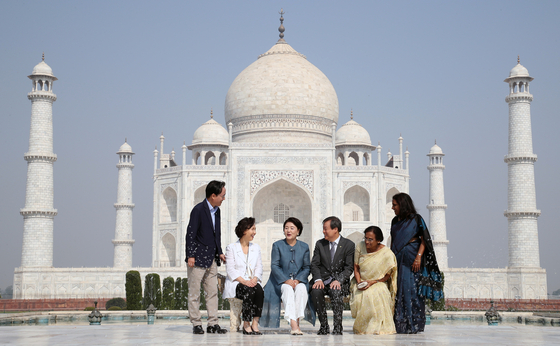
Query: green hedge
181 278 189 310
143 273 162 309
125 270 142 310
106 297 126 310
174 277 182 310
427 272 446 311
161 277 175 310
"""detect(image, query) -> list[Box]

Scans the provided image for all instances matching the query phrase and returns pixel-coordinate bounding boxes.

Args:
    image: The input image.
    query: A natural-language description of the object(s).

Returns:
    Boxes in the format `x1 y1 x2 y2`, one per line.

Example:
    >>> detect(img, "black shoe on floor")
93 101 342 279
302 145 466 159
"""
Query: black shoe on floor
317 325 330 335
332 328 343 335
193 325 205 334
207 324 228 334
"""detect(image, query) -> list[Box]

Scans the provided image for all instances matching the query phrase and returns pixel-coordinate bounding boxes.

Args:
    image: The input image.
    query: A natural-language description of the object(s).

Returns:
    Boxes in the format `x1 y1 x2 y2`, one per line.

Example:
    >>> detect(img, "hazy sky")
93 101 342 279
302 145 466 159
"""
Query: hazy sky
1 1 559 293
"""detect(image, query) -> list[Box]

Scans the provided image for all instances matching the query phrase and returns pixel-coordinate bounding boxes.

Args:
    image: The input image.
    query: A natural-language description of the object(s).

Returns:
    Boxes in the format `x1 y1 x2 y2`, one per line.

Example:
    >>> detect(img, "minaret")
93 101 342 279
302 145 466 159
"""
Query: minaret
20 55 58 267
504 58 541 268
112 140 135 268
427 141 449 269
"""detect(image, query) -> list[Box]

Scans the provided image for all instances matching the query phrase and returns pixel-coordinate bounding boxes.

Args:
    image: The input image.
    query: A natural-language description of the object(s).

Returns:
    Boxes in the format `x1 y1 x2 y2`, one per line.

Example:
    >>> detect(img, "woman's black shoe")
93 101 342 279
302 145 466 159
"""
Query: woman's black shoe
251 327 262 335
243 327 254 335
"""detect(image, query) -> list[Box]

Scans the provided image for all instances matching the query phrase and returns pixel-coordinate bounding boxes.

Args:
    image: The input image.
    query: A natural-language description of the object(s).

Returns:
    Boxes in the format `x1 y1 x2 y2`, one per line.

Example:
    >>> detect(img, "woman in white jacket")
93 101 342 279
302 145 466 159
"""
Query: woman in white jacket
224 217 264 335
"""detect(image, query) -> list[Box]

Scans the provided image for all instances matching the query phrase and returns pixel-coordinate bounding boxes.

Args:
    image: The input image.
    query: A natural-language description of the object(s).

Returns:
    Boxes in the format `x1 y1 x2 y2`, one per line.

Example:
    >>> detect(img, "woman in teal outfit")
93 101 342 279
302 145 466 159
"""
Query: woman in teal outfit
260 217 311 335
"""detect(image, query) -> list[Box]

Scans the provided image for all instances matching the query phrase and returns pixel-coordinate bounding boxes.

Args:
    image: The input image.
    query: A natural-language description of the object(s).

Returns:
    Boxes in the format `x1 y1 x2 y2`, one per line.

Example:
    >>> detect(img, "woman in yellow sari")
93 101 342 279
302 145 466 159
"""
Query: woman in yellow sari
350 226 397 335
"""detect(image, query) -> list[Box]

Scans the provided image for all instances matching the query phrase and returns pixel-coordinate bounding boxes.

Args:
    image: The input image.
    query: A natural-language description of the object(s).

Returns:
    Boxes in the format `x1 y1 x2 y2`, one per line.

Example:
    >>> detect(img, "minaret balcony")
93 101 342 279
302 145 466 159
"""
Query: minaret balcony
27 91 57 101
114 203 135 210
505 93 533 103
112 239 135 245
116 162 135 169
24 153 57 162
20 208 58 217
504 210 541 218
503 154 537 163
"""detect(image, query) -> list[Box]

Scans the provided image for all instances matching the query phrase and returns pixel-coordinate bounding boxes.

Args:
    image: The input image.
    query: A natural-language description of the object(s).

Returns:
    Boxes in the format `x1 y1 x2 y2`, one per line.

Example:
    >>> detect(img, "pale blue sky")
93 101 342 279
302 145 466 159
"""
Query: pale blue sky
1 1 559 293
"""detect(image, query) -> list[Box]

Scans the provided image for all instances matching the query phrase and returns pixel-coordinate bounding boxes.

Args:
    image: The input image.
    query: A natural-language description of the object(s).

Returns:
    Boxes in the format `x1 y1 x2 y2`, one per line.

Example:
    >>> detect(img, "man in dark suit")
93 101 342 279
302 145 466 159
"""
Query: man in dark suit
310 216 355 335
186 180 228 335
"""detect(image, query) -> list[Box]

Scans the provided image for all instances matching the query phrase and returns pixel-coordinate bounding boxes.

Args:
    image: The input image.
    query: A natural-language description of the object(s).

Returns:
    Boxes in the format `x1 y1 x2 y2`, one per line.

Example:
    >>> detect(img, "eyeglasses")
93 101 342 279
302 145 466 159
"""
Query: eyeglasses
363 237 376 243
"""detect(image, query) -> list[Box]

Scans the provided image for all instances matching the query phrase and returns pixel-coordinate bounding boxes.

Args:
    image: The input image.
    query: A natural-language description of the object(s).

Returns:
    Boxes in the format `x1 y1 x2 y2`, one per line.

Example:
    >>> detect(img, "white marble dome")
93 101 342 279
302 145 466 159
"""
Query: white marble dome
335 119 372 146
508 63 530 78
31 61 55 77
224 39 339 143
429 143 443 155
117 141 133 154
192 118 229 146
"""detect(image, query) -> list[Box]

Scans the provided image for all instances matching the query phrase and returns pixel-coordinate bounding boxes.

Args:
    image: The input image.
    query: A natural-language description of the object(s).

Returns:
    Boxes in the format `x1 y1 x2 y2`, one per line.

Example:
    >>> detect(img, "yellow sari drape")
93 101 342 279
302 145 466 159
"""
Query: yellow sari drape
349 243 397 335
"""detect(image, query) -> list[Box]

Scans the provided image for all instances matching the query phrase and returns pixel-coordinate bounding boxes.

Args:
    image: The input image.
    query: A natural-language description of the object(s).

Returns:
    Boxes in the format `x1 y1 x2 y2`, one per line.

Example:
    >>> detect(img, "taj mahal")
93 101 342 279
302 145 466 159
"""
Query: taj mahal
13 15 547 300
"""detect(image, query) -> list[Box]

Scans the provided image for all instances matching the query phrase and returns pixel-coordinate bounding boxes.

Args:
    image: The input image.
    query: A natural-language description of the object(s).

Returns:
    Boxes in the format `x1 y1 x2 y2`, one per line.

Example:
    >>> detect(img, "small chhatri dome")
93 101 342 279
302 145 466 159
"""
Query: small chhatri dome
117 139 134 154
30 54 56 78
192 117 229 146
428 142 443 155
508 63 530 78
335 117 372 146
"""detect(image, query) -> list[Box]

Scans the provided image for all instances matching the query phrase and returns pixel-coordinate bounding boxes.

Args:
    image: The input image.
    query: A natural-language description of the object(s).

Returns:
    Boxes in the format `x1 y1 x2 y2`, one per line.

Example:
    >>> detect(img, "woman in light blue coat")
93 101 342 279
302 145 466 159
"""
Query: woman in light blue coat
260 217 310 335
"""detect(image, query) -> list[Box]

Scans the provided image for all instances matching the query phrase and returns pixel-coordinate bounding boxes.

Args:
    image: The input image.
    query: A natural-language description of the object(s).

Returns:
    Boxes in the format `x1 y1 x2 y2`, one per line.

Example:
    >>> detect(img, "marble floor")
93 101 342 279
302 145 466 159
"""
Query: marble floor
1 323 559 345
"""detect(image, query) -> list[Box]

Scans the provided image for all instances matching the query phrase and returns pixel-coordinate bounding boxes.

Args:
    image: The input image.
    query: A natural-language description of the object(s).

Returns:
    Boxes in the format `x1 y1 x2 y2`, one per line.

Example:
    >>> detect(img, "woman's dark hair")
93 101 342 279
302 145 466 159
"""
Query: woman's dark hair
392 192 417 219
206 180 225 198
364 226 384 242
322 216 342 233
235 217 255 239
283 217 303 236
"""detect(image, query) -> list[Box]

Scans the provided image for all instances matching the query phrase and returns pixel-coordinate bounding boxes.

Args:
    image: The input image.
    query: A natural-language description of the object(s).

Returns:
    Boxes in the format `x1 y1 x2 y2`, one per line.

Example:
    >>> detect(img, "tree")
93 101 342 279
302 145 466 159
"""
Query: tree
143 273 162 309
125 271 142 310
161 277 175 310
553 288 560 296
174 277 182 310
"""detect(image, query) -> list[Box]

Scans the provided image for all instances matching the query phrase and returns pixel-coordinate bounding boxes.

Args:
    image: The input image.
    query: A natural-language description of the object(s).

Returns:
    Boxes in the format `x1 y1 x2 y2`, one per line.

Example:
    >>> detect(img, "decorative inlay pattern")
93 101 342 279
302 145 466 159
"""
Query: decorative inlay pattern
160 182 178 193
193 181 209 190
236 156 329 222
342 181 370 193
386 183 403 192
250 170 313 196
160 229 176 238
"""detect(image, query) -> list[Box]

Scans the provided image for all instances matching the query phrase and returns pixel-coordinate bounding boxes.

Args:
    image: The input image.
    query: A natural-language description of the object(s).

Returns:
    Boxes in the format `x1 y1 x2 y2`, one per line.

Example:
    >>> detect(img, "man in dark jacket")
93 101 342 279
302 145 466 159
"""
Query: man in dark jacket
186 180 227 334
310 216 355 335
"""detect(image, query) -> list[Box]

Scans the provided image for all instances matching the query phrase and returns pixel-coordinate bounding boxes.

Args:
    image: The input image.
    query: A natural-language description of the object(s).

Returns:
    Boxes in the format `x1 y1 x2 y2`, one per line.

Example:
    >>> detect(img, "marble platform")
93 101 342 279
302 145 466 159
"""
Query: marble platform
1 322 559 345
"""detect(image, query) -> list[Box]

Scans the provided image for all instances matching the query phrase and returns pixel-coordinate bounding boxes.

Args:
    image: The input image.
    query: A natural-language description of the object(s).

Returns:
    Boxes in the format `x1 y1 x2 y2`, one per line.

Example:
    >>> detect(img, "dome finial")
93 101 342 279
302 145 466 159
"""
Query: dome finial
435 139 437 145
42 52 45 61
518 55 520 64
210 108 213 119
125 137 127 143
350 108 353 120
278 8 285 41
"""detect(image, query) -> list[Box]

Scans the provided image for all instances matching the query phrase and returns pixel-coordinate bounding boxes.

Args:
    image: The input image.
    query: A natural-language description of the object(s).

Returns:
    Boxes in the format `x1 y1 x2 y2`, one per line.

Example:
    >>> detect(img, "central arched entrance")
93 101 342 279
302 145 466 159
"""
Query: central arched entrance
252 179 312 269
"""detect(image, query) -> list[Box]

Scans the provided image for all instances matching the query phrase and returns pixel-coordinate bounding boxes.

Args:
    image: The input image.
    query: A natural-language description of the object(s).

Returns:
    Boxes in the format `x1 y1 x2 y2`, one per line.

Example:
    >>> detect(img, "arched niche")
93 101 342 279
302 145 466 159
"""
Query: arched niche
194 185 206 205
160 187 177 223
385 187 400 223
160 232 176 267
219 152 227 165
348 152 359 166
337 153 344 166
252 179 312 267
205 152 216 165
346 231 363 245
343 185 370 221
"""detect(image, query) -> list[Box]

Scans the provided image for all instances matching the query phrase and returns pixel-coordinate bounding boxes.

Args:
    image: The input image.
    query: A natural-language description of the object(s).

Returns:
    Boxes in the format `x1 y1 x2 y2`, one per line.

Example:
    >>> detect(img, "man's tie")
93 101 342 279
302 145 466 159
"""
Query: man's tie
330 242 336 262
